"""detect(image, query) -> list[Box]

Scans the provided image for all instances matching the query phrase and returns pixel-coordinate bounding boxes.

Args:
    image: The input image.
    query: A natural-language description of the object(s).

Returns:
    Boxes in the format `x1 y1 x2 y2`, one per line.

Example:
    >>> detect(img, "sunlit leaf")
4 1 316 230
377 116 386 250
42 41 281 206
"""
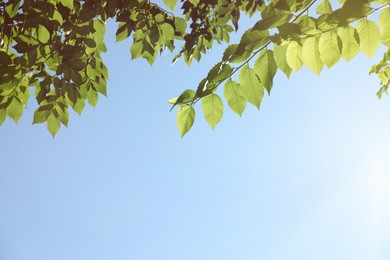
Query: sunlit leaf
47 114 60 137
337 26 360 62
164 0 177 11
356 19 380 58
176 105 195 138
318 30 341 68
6 98 24 123
223 78 246 116
60 0 74 9
286 40 303 72
202 94 223 130
274 43 292 78
254 49 278 95
37 25 50 44
379 8 390 47
302 37 323 75
239 65 263 109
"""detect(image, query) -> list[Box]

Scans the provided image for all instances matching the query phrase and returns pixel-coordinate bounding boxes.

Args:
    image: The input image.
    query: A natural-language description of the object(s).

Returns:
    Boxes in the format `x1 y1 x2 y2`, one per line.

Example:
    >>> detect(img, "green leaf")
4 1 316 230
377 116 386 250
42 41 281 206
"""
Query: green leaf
223 78 246 116
164 0 177 11
274 43 292 78
130 41 142 59
167 97 178 105
379 8 390 47
253 13 293 31
6 98 24 123
337 26 360 62
286 40 303 72
318 30 341 68
254 49 278 95
37 25 50 44
176 105 195 138
60 0 74 9
160 23 175 41
5 2 20 18
87 88 98 107
202 94 223 130
93 19 106 42
174 17 187 35
207 63 233 83
356 19 381 58
33 108 51 124
316 0 332 15
47 113 60 137
57 107 69 127
175 89 196 105
72 99 85 115
0 109 6 125
53 10 64 25
302 37 323 76
239 65 263 109
116 23 130 42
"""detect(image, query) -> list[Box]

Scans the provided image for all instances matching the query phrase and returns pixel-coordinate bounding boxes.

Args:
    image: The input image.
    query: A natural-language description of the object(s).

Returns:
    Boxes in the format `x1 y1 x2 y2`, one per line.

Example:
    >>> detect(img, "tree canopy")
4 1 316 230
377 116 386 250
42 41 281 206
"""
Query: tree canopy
0 0 389 137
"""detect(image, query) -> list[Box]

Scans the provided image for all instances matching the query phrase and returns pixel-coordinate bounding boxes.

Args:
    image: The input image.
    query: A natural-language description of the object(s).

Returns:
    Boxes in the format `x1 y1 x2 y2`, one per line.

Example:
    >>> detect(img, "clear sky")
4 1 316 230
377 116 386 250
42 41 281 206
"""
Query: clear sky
0 3 389 260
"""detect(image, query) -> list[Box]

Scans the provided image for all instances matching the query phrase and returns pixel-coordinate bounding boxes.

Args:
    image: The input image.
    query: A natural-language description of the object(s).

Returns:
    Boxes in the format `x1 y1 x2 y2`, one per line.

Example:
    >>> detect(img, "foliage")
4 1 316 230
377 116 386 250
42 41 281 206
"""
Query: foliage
0 0 389 137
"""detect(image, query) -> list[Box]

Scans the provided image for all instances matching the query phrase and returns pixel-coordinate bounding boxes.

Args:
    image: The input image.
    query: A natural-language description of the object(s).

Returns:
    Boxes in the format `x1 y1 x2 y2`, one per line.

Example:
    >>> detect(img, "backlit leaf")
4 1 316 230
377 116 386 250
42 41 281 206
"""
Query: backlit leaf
224 78 246 116
7 98 24 123
47 114 60 137
239 65 263 109
176 105 195 138
202 94 223 130
318 30 341 68
379 8 390 46
356 19 380 58
164 0 177 11
0 109 6 125
302 37 323 75
337 26 360 61
37 25 50 44
274 43 292 78
254 49 278 95
87 88 98 107
316 0 332 14
286 40 303 72
60 0 73 10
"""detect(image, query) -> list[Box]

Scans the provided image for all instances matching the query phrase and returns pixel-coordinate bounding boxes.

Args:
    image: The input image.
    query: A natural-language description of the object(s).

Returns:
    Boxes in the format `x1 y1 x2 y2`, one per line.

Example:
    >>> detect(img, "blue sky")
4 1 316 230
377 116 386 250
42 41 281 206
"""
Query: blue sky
0 3 389 260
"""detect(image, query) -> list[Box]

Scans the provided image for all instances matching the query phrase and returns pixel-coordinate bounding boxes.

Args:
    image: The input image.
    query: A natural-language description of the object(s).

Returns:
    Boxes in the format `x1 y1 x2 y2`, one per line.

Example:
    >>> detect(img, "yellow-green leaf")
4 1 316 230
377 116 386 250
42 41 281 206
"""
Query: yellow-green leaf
318 30 341 68
274 43 292 78
223 78 246 116
379 8 390 47
6 98 24 123
37 25 50 44
53 10 63 25
337 26 360 61
286 40 303 72
202 94 224 130
164 0 177 11
302 37 323 76
316 0 332 14
239 65 263 109
176 105 195 138
0 109 6 125
356 19 380 58
160 23 175 41
60 0 73 9
87 88 98 107
254 49 278 95
47 113 60 137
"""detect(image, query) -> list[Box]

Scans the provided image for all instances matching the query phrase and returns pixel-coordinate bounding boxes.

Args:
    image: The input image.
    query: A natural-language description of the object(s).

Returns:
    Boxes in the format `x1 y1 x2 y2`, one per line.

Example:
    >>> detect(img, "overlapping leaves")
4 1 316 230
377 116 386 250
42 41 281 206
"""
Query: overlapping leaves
0 0 389 137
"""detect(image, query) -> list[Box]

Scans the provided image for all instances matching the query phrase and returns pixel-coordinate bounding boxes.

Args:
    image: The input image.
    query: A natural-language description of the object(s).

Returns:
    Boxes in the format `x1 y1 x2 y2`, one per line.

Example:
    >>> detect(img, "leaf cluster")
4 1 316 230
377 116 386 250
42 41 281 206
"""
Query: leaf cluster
0 0 389 137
